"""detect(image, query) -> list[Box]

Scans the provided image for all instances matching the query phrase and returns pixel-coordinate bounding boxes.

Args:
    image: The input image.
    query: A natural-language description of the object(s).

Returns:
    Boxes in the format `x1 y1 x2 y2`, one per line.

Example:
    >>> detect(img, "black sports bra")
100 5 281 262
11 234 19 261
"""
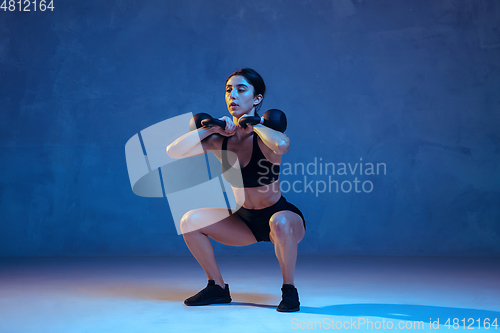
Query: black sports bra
221 133 280 188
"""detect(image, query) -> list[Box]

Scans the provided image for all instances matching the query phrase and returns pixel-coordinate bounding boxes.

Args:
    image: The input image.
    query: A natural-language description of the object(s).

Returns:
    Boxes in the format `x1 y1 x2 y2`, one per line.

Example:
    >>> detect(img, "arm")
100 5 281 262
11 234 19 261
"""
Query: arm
251 124 290 155
166 116 237 158
166 127 218 159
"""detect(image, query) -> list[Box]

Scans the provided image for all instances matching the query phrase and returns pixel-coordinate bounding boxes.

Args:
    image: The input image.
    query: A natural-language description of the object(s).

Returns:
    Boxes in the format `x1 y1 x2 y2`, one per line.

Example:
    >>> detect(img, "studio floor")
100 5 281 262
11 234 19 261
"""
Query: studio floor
0 255 499 333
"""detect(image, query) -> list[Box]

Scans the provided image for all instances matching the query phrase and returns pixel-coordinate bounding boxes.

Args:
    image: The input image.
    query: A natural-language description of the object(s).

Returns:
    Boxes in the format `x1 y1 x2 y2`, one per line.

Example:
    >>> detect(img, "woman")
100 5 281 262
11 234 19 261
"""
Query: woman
166 68 305 312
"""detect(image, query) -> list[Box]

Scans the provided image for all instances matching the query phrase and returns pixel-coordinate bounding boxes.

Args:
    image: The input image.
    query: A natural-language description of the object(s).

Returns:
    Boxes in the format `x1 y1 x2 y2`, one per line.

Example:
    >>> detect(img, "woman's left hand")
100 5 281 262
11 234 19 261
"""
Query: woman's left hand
238 115 254 134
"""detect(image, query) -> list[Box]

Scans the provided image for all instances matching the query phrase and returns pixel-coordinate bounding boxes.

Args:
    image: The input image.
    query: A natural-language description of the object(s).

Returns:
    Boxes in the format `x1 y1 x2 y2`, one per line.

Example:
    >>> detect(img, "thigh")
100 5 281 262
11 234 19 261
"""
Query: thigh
185 208 258 246
269 210 306 244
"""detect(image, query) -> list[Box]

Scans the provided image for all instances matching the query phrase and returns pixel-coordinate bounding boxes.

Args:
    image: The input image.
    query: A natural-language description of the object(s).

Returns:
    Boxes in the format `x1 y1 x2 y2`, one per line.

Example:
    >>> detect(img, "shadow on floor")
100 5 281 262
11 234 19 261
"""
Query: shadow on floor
300 304 500 328
231 302 277 309
77 283 276 304
69 281 500 326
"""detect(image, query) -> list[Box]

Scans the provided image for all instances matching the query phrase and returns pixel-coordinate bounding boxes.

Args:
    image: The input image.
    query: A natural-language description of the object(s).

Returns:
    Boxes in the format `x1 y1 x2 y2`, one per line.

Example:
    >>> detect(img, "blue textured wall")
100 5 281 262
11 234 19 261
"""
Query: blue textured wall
1 0 499 257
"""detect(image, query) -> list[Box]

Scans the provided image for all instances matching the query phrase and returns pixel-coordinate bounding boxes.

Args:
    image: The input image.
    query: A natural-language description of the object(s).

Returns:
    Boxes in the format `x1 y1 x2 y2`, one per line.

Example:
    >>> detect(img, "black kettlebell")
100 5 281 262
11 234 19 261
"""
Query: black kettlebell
189 113 226 131
239 109 287 133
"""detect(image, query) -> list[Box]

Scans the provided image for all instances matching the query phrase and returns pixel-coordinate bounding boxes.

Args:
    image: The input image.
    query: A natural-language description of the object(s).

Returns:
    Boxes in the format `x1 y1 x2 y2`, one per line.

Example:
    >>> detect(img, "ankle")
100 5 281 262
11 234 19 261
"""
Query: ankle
210 279 225 289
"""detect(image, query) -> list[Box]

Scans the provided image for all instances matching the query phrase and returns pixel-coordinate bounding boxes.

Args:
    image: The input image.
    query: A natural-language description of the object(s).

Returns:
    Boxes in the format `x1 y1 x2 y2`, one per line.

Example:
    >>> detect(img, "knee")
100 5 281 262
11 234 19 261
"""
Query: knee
180 210 201 234
269 213 293 238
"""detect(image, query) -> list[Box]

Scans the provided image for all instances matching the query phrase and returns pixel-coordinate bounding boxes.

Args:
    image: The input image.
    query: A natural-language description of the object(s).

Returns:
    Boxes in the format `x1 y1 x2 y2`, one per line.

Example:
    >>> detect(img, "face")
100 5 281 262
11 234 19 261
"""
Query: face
225 75 262 118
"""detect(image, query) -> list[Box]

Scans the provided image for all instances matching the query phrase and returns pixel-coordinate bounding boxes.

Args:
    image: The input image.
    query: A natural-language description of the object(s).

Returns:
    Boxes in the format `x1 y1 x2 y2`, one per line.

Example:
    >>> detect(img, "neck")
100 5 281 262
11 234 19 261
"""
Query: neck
233 127 253 141
232 107 256 124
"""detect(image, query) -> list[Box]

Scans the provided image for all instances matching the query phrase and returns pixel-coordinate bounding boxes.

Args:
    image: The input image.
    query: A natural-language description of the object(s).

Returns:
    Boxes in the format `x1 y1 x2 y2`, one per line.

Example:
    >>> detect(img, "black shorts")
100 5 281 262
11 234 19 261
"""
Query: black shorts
234 196 306 242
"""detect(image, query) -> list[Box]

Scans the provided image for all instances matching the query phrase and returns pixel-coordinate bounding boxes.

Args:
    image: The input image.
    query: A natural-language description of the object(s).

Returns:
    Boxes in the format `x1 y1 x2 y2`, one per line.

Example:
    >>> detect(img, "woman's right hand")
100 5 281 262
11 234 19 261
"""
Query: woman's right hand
211 116 236 137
